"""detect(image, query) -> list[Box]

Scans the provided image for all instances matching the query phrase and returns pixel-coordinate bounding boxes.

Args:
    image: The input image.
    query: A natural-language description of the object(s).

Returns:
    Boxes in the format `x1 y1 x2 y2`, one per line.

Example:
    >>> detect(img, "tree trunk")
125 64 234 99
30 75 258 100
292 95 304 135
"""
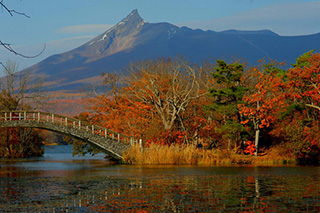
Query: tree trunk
254 99 260 157
254 128 260 157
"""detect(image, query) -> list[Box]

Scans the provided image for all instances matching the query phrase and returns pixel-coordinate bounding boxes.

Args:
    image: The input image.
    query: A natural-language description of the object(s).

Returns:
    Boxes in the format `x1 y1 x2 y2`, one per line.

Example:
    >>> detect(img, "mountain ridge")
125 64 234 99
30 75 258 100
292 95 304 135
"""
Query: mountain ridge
25 10 320 93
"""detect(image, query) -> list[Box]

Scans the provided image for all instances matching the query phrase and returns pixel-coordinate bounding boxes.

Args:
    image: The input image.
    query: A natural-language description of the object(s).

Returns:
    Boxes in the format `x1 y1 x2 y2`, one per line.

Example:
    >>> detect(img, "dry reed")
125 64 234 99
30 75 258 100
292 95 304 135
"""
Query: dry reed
123 143 296 166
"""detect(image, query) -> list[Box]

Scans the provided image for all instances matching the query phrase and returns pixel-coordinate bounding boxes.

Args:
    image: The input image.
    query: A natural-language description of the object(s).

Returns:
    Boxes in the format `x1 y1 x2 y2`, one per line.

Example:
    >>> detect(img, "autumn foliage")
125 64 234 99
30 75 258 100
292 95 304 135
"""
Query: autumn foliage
81 53 320 165
240 51 320 164
82 58 212 147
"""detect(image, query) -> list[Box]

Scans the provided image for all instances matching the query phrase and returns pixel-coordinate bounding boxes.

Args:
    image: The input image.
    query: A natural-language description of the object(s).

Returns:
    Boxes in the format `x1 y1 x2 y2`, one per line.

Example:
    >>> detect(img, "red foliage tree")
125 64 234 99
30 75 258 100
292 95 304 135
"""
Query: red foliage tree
239 64 288 156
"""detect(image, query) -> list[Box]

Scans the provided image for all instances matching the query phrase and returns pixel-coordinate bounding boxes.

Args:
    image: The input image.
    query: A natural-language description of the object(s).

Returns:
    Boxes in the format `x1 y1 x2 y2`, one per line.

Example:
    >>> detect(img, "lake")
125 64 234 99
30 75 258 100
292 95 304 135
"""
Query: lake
0 145 319 212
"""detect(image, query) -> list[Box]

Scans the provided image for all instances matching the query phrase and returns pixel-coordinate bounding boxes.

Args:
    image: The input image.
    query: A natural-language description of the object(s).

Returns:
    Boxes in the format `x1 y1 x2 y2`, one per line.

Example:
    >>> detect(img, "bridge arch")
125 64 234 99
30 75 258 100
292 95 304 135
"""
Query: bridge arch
0 111 136 160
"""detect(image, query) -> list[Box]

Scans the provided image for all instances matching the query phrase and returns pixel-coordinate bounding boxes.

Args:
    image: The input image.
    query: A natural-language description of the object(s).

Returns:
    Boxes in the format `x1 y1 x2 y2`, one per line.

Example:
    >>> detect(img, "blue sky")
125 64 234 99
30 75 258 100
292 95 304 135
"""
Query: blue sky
1 0 319 70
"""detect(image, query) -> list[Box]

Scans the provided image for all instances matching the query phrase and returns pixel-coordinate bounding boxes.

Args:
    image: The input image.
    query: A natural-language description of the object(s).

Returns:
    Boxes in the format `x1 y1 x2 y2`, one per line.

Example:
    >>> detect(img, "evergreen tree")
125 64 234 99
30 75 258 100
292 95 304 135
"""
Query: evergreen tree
207 60 248 152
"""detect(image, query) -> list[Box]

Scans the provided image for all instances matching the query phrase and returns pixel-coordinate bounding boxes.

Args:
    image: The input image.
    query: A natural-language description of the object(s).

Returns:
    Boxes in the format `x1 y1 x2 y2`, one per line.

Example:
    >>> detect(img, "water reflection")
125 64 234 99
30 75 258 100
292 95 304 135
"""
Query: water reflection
0 145 110 178
0 146 320 212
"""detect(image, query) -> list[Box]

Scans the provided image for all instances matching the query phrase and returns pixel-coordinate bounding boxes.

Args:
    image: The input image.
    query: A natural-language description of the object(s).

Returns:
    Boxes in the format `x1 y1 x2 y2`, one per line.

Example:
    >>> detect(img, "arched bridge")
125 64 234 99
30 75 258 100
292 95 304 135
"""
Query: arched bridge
0 111 138 160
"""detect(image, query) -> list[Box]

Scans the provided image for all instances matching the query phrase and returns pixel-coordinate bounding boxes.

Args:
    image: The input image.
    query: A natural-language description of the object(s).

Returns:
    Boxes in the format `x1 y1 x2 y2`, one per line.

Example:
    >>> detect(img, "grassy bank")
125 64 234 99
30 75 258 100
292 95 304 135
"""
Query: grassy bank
123 143 296 166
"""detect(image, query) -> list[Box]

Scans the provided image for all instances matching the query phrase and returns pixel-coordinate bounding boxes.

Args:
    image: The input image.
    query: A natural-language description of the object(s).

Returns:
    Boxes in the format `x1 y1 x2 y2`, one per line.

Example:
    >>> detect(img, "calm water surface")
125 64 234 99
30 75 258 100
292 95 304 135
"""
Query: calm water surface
0 145 319 212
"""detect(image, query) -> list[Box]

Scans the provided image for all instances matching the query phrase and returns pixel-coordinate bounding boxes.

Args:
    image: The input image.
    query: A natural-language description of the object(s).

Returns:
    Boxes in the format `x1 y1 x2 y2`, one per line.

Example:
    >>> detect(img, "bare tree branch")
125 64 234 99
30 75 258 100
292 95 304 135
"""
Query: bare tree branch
306 104 320 111
0 62 8 72
0 1 46 69
0 1 30 18
126 57 206 130
0 61 47 111
0 40 46 58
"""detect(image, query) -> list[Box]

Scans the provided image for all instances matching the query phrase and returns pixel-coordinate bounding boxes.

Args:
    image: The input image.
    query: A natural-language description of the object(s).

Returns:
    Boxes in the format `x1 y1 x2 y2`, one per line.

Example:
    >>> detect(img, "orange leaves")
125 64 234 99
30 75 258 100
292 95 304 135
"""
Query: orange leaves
240 119 249 125
286 52 320 108
76 54 320 163
244 141 255 155
259 119 270 128
80 57 216 146
84 91 154 139
240 63 290 132
146 130 187 146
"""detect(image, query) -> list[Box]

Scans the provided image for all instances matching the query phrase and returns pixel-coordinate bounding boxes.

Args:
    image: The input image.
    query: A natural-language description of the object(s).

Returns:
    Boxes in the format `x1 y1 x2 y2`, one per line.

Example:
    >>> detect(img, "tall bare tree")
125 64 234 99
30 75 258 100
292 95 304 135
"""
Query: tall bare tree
125 58 208 131
0 61 46 111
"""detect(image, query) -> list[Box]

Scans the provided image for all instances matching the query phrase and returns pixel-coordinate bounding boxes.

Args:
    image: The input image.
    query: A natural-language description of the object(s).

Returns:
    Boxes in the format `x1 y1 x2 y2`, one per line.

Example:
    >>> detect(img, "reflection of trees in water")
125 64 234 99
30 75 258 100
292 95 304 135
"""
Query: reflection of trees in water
0 174 320 212
80 175 320 212
1 176 70 205
238 174 320 212
239 176 265 211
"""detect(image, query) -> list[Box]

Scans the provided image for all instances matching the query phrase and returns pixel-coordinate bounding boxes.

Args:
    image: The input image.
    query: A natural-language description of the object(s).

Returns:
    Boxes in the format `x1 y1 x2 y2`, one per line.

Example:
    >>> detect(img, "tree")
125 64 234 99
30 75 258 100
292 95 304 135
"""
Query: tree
239 63 288 156
81 57 212 146
0 61 46 110
207 60 248 152
0 61 46 158
240 53 320 161
265 52 320 164
125 58 207 136
284 52 320 164
0 2 46 158
287 51 320 113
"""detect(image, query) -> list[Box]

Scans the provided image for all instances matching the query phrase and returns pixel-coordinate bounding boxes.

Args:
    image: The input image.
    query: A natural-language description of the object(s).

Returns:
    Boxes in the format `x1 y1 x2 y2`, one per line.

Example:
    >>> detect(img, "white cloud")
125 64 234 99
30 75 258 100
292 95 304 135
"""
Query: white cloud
58 24 113 34
180 2 320 36
46 35 94 51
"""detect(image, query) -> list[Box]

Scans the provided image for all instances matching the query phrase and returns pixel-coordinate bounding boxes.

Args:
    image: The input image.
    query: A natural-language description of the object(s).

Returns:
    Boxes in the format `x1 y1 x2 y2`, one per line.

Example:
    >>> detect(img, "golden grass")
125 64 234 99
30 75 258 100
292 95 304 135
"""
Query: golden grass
252 145 296 166
123 143 296 166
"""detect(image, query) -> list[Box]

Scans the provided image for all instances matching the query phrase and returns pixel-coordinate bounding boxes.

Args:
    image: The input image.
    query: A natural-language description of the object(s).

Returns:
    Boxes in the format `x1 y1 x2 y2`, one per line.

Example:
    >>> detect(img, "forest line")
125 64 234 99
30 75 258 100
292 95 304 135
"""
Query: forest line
0 51 319 165
77 51 320 165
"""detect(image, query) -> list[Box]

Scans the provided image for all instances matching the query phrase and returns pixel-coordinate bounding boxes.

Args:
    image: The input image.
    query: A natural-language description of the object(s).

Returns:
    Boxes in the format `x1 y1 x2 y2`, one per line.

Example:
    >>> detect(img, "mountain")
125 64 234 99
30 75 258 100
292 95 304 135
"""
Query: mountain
25 9 320 93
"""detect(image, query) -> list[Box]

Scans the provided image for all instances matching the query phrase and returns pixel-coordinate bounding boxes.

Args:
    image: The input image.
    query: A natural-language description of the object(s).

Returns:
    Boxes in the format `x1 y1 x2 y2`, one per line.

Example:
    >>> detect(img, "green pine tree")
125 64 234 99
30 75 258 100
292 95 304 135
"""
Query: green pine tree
207 60 248 152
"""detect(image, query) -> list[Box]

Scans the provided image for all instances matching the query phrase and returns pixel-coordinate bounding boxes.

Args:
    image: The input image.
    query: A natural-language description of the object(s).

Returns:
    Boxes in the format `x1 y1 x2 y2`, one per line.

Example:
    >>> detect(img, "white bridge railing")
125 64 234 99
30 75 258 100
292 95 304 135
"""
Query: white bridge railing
0 111 139 146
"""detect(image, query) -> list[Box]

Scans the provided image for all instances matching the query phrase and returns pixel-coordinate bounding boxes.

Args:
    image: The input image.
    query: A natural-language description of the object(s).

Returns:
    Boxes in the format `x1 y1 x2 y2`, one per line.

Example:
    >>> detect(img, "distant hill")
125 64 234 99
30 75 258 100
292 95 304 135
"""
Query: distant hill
25 9 320 93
